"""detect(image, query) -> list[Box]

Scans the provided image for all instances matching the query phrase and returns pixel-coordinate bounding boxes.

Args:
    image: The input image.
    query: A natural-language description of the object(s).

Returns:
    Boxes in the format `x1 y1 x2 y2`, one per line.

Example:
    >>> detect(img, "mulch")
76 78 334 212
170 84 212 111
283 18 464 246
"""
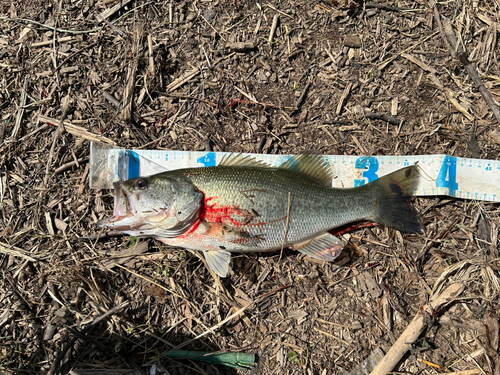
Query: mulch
0 0 499 374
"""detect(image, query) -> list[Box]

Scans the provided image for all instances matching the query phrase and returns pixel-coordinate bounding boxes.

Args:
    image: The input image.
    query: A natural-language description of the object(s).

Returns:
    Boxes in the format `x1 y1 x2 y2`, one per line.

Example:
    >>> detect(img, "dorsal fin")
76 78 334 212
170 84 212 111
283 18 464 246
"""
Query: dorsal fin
219 153 271 168
278 153 335 187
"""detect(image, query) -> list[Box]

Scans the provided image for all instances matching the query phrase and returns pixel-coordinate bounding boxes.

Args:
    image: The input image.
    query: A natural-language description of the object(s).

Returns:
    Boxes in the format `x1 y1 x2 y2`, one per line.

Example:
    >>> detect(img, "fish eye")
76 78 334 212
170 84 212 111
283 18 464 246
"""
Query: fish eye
135 178 148 190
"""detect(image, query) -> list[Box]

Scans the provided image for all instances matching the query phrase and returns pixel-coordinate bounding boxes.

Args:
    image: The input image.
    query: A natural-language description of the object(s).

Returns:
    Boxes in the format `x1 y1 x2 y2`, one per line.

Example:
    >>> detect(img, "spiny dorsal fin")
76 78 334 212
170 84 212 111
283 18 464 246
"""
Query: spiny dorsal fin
278 153 335 187
219 153 271 168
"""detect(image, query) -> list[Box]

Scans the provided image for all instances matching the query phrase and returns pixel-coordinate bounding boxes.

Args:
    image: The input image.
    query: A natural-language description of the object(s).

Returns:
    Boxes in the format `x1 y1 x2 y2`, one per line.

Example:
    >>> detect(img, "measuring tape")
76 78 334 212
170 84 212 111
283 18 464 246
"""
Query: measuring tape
90 142 500 202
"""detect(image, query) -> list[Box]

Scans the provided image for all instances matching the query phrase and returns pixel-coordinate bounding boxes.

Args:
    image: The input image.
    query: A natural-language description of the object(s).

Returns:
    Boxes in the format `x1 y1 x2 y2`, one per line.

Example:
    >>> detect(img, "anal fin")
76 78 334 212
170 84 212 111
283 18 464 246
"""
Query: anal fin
204 250 231 277
290 233 344 261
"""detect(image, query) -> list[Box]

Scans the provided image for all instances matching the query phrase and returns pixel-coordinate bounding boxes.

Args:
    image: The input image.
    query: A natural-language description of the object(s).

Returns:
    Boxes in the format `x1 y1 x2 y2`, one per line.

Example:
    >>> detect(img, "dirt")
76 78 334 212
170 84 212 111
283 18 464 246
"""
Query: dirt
1 0 500 374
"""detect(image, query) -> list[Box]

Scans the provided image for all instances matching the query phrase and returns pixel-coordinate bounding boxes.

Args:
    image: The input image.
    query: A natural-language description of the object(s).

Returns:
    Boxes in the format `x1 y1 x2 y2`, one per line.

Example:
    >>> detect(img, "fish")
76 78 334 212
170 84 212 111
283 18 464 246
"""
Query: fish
98 153 423 277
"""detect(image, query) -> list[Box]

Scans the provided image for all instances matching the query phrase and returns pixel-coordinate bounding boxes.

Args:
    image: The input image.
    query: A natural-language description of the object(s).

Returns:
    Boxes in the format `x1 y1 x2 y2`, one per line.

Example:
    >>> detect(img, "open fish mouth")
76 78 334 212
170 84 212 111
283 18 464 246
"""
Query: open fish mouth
97 182 138 231
97 179 202 238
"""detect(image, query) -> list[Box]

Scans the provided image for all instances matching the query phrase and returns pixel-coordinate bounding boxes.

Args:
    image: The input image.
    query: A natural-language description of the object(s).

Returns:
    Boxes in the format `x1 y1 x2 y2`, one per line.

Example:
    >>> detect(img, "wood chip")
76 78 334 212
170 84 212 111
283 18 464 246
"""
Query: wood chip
401 53 437 74
54 218 68 232
59 66 79 74
96 0 133 22
45 212 55 236
344 35 362 48
228 41 256 52
336 82 353 115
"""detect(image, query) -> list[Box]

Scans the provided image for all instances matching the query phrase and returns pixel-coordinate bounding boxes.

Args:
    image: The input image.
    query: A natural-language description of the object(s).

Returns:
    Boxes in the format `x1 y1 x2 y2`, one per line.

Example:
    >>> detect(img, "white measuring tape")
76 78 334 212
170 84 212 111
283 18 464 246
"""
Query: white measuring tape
89 142 500 202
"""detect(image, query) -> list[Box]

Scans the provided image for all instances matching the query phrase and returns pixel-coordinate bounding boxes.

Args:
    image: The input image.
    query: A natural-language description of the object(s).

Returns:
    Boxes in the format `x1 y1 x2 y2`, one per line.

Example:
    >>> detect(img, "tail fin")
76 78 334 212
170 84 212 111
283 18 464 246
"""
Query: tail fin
368 165 423 234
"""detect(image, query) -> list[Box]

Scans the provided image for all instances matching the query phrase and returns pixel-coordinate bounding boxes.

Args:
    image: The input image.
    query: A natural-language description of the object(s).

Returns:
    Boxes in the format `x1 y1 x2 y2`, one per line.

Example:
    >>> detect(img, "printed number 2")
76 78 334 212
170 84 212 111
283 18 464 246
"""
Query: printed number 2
436 156 458 194
354 157 379 187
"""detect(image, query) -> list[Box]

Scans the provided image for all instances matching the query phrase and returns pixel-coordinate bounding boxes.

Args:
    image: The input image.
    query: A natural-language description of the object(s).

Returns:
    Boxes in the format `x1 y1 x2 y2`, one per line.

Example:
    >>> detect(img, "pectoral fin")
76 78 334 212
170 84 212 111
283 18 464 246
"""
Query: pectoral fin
291 233 344 261
204 250 231 277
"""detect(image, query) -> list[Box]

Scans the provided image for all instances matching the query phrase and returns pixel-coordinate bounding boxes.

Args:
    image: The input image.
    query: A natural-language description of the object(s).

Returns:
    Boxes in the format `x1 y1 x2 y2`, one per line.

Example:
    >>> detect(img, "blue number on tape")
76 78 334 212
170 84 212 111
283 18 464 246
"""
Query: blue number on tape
436 155 458 195
354 157 379 187
197 152 217 167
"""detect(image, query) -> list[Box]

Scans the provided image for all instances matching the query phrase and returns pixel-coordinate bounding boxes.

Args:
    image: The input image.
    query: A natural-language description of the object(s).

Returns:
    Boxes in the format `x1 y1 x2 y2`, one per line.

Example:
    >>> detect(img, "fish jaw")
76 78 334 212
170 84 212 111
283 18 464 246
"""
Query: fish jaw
97 181 201 237
97 182 144 233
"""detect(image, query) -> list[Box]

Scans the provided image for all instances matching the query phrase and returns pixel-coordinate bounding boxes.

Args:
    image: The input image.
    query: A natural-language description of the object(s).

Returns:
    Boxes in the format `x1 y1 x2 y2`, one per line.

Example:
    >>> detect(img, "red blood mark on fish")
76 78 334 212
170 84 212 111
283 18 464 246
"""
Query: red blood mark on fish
176 195 247 240
176 218 201 239
328 221 378 236
176 194 283 242
202 196 246 227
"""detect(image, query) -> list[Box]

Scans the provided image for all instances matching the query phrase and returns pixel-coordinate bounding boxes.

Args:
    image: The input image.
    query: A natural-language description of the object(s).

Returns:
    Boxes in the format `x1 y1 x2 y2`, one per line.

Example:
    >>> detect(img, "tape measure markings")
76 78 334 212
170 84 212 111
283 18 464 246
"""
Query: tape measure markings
89 143 500 202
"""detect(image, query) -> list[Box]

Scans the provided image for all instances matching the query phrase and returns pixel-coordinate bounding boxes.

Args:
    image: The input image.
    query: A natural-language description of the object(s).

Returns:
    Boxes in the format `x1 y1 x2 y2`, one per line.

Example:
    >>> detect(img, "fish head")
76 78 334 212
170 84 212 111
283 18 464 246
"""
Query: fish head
98 174 203 237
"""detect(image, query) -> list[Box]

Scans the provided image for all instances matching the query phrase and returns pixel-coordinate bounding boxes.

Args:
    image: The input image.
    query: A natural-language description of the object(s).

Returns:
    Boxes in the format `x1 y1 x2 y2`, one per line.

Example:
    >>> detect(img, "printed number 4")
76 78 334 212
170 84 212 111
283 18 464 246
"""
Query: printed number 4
436 156 458 193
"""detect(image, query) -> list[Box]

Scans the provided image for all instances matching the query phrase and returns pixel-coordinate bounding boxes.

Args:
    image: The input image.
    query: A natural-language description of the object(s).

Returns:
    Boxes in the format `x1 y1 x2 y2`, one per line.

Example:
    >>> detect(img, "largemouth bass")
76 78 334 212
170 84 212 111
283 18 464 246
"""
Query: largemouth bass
98 154 423 277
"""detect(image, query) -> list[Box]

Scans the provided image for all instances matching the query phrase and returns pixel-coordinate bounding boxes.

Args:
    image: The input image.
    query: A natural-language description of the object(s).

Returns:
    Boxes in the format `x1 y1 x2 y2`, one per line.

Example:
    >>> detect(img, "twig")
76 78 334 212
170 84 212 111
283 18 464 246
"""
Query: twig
44 97 71 187
10 77 28 140
54 157 88 174
115 264 203 315
313 327 350 346
377 31 439 70
79 231 125 241
369 283 464 375
51 0 64 85
336 82 352 115
433 6 454 54
201 14 226 41
0 242 38 262
366 112 400 125
268 14 279 45
98 16 130 41
0 17 103 34
39 115 116 145
401 53 437 74
231 87 295 110
18 124 49 142
167 68 200 92
293 82 312 111
120 24 143 121
78 163 90 194
433 9 500 124
266 4 293 19
103 91 121 108
170 301 252 351
32 36 73 48
156 92 218 107
148 34 155 75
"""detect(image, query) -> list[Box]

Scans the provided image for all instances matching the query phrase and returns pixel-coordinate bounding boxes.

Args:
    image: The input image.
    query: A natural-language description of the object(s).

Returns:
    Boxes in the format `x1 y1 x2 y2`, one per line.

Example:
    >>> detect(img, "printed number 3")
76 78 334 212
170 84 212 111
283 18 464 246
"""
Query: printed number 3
436 156 458 193
354 157 379 187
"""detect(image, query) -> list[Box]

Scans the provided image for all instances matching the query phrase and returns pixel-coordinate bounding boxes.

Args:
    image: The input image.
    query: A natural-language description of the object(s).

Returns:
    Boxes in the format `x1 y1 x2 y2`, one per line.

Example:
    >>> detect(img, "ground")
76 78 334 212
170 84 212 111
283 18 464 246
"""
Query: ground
1 0 500 374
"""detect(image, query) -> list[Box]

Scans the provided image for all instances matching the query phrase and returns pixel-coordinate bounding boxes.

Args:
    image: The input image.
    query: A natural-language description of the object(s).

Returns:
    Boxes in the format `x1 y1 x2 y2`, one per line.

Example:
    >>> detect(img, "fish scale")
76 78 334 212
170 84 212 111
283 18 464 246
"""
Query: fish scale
174 166 373 251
